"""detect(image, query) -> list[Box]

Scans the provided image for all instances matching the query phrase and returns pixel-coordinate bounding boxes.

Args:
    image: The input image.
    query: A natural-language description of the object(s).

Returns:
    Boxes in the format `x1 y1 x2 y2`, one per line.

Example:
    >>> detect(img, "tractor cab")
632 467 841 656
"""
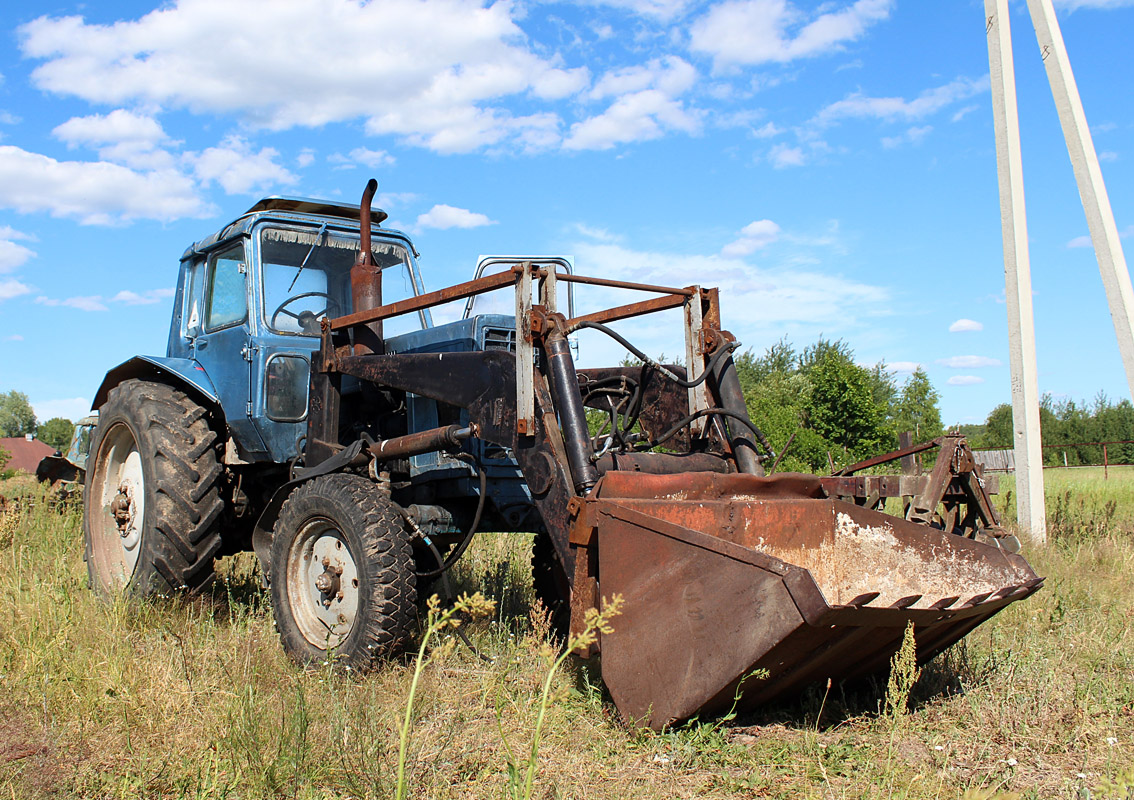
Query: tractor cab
167 197 428 464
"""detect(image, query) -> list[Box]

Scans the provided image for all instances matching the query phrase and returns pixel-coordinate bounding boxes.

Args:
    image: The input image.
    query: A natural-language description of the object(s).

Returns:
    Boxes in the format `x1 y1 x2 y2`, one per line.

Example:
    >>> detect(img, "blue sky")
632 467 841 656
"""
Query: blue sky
1 0 1132 428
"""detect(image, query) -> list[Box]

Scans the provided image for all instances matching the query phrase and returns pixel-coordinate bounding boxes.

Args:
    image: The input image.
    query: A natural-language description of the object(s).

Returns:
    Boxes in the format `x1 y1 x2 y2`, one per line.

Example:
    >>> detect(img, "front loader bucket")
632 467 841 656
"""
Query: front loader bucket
589 471 1042 729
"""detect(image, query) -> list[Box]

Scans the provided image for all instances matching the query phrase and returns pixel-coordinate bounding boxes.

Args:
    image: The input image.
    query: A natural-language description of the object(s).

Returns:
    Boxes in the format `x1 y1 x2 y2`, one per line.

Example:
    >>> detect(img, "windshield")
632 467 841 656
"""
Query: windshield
260 226 413 336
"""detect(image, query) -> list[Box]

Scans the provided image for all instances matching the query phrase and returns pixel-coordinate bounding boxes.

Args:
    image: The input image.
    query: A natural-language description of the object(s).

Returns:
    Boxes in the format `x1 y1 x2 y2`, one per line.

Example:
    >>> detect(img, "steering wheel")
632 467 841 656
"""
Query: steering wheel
271 292 337 334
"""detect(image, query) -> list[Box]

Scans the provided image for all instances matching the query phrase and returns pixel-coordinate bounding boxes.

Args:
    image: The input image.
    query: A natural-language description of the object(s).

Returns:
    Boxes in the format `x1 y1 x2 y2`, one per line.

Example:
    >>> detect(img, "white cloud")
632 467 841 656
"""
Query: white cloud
20 0 589 155
582 0 695 20
0 145 210 224
768 143 806 168
0 227 35 273
1099 151 1119 162
949 318 983 333
36 295 108 312
53 109 175 170
951 105 978 123
814 76 988 126
188 136 296 195
753 121 782 138
574 223 621 243
416 204 497 230
376 192 418 211
35 288 176 311
5 334 24 341
0 111 21 125
349 147 395 168
722 219 781 257
110 288 176 305
570 240 889 337
329 147 396 170
565 58 699 151
881 125 932 149
297 148 315 168
690 0 893 69
0 278 33 301
32 396 92 421
937 355 1001 368
947 375 984 386
886 361 921 374
588 57 696 101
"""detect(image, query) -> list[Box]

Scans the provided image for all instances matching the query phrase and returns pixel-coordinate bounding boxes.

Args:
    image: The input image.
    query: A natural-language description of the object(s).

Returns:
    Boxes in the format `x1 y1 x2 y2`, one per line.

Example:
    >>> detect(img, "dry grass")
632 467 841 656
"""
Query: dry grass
0 472 1132 799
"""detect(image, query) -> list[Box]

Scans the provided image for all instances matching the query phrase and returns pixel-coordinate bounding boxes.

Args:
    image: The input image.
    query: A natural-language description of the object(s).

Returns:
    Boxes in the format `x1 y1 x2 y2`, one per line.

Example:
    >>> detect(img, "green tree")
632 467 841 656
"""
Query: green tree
804 355 886 458
893 368 943 442
0 391 36 438
39 417 75 451
983 403 1014 448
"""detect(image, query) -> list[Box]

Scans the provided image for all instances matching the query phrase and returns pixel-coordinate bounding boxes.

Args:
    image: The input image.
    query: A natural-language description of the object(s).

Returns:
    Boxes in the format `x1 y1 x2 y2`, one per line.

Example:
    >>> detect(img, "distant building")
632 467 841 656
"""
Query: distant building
0 436 58 474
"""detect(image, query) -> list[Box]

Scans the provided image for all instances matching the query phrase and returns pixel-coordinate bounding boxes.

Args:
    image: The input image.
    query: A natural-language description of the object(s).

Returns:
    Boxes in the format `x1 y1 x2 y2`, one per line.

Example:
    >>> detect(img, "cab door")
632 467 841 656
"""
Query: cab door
191 240 268 457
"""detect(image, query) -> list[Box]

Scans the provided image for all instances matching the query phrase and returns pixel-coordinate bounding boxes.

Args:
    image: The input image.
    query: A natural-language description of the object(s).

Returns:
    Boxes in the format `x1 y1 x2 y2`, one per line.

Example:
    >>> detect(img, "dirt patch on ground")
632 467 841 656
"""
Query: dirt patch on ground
0 704 65 797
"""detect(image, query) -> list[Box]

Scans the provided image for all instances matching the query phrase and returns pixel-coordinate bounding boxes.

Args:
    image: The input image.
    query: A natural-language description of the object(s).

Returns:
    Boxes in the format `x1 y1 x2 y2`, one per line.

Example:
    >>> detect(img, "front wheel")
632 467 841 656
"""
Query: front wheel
270 474 416 670
83 380 224 595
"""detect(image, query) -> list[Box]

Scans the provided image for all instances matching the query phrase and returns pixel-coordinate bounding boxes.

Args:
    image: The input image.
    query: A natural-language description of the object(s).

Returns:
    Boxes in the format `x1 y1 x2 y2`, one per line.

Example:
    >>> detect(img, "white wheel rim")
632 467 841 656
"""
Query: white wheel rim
90 422 144 588
285 518 361 651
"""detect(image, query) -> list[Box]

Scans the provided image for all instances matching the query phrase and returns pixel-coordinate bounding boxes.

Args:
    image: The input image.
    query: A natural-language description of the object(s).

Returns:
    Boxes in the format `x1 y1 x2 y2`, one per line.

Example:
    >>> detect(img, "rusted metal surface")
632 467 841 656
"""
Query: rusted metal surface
588 471 1042 729
331 267 520 331
593 451 733 476
350 178 383 355
370 425 470 462
566 293 687 328
553 272 697 297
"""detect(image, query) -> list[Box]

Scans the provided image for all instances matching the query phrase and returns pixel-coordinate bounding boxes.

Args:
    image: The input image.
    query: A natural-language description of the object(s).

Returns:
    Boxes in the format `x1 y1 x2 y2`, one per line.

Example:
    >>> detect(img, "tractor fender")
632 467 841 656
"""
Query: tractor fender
93 356 221 412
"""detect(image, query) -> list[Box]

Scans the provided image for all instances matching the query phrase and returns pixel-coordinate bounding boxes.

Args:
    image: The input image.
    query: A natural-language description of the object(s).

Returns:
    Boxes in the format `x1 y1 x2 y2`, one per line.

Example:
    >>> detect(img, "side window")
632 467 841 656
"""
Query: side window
184 260 205 335
205 244 248 331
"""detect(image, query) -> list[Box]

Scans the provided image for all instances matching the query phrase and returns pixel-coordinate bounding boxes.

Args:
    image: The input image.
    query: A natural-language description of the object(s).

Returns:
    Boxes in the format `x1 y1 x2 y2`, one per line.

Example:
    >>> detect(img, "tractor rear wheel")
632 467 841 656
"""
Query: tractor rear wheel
531 532 570 638
270 474 416 670
83 379 224 595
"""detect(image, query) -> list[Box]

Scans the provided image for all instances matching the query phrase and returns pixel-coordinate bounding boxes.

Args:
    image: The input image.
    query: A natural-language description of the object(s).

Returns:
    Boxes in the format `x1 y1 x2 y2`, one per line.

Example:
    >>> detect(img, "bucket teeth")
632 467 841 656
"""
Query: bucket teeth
846 592 880 607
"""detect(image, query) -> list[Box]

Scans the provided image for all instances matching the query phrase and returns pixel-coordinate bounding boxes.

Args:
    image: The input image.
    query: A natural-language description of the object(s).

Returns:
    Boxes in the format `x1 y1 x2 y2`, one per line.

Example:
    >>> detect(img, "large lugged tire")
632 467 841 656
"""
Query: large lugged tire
532 532 570 638
270 474 416 670
83 379 224 595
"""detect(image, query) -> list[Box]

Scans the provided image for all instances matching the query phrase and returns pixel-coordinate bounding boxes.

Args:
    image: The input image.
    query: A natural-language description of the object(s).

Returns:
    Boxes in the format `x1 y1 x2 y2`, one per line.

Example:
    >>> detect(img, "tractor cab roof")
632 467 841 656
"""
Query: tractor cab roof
180 195 391 262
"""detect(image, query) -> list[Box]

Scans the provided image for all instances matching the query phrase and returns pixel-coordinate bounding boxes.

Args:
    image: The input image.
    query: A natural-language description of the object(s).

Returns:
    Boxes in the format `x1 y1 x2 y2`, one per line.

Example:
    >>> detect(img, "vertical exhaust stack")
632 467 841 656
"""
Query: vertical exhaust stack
351 179 384 356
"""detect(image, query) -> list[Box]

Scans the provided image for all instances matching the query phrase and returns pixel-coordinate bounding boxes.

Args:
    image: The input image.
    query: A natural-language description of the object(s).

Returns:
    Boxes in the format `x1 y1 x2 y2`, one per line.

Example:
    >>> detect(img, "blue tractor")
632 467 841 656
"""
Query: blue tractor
83 180 1041 729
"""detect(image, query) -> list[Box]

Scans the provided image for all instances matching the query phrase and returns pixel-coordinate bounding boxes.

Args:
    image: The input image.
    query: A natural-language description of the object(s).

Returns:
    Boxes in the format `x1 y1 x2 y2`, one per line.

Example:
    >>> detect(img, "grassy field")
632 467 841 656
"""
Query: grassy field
1 471 1132 800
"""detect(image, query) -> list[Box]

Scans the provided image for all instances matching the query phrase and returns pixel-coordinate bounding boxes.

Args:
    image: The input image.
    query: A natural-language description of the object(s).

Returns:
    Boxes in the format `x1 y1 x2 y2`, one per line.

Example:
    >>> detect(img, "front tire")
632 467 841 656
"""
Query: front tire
83 380 224 595
270 474 416 670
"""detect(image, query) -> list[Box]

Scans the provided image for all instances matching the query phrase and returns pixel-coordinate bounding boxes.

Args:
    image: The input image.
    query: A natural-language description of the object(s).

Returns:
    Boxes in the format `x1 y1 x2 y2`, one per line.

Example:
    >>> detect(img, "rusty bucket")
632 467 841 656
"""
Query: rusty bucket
587 471 1042 729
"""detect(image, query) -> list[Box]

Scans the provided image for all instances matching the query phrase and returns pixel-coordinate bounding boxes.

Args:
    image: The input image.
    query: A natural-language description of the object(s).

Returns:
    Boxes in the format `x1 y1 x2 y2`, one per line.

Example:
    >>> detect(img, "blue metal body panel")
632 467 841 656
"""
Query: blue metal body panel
92 356 219 410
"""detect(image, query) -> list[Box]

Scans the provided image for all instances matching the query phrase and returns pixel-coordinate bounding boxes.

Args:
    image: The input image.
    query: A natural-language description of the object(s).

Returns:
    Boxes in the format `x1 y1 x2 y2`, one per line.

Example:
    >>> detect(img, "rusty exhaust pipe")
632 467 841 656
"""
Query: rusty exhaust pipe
351 178 383 355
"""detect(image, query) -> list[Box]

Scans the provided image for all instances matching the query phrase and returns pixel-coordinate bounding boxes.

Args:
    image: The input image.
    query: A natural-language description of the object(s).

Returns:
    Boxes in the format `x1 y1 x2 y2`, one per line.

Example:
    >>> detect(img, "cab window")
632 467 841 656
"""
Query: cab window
205 243 248 331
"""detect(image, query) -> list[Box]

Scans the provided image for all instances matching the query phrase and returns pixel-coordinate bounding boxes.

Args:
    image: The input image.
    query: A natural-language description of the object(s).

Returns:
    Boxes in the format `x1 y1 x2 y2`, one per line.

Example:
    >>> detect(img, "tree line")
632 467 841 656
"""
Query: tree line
733 337 943 473
969 393 1134 466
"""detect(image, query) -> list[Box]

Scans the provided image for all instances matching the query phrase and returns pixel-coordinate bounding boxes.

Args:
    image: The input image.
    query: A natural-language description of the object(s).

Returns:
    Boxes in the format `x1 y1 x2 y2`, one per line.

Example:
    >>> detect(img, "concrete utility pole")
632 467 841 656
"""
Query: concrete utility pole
984 0 1047 543
1025 0 1134 399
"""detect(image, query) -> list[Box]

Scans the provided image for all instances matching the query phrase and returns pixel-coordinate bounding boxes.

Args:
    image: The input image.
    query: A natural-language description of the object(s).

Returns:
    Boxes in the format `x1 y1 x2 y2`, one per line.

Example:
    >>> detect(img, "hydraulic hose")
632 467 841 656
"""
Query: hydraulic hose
645 407 776 461
413 453 487 579
568 320 739 388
